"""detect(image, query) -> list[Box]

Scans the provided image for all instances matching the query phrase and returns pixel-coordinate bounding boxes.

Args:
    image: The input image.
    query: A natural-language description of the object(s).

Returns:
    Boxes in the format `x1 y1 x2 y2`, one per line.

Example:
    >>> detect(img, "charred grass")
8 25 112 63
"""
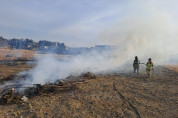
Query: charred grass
0 65 177 118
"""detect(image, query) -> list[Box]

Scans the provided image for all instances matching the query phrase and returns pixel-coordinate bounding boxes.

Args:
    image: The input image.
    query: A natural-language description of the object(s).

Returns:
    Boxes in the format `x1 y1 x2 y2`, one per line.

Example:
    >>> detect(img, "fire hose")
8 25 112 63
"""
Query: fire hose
113 83 141 118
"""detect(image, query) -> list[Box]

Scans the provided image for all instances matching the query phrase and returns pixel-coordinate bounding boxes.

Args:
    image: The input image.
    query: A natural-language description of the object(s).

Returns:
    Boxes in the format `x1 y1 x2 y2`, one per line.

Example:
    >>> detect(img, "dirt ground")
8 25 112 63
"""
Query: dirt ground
0 65 177 118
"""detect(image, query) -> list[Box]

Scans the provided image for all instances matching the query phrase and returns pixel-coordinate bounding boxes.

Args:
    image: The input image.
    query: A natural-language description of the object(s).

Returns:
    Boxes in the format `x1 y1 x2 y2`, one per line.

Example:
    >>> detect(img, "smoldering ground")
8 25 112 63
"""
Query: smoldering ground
17 49 120 86
0 50 120 96
1 0 178 89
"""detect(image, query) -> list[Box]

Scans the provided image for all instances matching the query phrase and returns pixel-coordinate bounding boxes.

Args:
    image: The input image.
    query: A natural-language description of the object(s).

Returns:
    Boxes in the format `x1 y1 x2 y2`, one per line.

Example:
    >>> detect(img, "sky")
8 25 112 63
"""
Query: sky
0 0 178 47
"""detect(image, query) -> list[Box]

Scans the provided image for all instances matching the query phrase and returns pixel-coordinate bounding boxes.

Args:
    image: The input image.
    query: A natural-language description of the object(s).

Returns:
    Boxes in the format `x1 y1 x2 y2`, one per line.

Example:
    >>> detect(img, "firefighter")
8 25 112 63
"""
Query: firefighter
133 56 140 74
146 58 154 77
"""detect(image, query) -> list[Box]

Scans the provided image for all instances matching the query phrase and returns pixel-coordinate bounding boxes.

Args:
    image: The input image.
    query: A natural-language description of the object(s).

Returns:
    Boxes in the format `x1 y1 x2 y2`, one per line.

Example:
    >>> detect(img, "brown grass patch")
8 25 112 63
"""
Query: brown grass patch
0 65 177 117
0 48 35 60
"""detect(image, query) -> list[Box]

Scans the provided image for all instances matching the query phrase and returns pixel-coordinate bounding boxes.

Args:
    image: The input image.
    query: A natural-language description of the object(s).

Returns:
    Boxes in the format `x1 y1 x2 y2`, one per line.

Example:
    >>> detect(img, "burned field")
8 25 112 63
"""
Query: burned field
0 63 34 81
0 64 178 118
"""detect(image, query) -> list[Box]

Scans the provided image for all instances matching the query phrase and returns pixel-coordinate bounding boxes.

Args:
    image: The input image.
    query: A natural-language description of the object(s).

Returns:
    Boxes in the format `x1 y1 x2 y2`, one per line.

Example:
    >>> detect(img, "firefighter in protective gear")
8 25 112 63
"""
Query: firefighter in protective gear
146 58 154 77
133 56 140 74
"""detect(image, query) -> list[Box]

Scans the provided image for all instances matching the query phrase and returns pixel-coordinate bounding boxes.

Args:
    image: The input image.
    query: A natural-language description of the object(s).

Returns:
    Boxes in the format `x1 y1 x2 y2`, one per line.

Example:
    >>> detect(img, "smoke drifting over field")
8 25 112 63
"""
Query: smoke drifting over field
18 50 119 85
99 16 178 65
4 1 177 86
99 0 178 65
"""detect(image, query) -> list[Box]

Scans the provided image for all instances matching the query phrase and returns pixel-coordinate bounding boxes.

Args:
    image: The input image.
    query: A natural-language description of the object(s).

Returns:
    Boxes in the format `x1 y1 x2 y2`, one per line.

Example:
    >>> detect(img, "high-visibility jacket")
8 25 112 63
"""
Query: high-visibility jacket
146 61 154 70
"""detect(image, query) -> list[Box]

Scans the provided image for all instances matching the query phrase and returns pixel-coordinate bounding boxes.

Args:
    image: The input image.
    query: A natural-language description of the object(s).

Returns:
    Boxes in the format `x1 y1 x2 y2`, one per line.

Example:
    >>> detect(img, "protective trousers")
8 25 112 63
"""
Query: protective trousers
146 68 152 77
134 65 139 74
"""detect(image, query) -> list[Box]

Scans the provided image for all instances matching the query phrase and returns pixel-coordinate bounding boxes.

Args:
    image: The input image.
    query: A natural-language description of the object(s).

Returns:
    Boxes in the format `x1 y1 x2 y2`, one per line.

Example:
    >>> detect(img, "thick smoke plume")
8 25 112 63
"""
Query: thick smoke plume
99 0 178 65
18 50 119 86
19 1 178 86
2 1 178 88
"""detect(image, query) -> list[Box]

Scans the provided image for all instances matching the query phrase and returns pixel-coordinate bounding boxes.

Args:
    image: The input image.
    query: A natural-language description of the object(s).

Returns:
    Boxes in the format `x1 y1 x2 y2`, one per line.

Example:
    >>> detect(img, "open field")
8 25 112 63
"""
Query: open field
0 64 34 82
166 65 178 73
0 48 71 62
0 48 35 61
0 64 177 118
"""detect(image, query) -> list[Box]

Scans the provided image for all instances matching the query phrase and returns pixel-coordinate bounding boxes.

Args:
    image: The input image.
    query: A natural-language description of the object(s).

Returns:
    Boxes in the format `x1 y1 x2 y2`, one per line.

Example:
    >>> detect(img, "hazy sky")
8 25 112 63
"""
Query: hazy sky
0 0 177 47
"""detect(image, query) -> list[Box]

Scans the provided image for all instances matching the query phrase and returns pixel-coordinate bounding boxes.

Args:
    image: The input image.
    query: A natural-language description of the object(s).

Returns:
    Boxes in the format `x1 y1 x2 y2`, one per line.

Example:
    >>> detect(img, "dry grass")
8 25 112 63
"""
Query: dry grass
0 48 35 60
165 64 178 73
115 66 178 118
0 65 177 118
0 64 33 80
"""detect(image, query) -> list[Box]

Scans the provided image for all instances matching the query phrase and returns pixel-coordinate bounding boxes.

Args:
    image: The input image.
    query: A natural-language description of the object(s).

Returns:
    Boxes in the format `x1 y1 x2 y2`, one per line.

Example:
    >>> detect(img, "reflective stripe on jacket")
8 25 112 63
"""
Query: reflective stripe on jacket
146 62 154 70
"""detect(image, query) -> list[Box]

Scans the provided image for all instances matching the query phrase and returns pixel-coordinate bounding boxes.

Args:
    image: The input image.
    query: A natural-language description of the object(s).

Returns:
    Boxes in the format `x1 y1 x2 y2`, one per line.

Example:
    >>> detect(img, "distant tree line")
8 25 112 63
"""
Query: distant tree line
0 36 67 54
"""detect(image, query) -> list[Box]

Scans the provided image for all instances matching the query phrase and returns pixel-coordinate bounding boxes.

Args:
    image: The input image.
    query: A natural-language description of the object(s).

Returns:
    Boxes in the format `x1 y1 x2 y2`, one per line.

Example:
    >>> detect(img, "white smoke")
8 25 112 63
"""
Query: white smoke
3 0 178 87
98 0 178 65
18 50 120 85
